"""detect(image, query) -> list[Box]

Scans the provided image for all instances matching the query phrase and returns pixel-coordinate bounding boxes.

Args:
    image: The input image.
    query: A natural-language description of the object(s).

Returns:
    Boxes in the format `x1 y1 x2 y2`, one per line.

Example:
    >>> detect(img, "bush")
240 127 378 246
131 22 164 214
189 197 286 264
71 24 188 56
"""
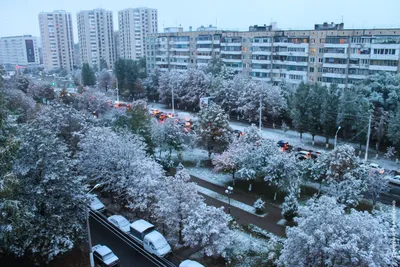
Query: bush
281 192 298 221
253 198 265 214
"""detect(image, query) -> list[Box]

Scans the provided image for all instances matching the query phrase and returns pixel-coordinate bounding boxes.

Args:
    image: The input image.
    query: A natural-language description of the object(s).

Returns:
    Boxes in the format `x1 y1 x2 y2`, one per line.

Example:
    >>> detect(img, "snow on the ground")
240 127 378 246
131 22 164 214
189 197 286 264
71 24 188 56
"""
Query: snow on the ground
150 102 400 171
181 147 209 162
187 167 231 186
195 184 267 217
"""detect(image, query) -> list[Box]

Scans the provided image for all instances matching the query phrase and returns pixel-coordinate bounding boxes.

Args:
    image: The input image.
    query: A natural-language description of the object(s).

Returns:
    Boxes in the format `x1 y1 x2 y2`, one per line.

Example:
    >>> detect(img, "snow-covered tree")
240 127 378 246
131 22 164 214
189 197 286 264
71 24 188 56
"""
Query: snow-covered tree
363 168 389 208
1 112 88 264
306 84 324 143
155 169 204 243
183 203 231 256
320 84 340 147
151 118 185 160
387 107 400 156
278 196 395 267
312 145 360 183
77 127 164 214
3 88 36 123
264 152 301 192
291 83 310 140
281 190 298 221
196 102 232 158
312 145 366 207
253 198 265 214
16 76 30 93
71 87 111 117
116 99 154 154
212 144 240 184
28 83 56 103
97 69 112 91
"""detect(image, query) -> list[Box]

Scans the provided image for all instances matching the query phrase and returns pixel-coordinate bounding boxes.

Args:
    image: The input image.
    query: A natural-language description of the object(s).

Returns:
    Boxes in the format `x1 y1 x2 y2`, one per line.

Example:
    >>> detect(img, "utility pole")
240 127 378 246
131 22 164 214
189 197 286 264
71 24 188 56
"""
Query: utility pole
364 114 372 162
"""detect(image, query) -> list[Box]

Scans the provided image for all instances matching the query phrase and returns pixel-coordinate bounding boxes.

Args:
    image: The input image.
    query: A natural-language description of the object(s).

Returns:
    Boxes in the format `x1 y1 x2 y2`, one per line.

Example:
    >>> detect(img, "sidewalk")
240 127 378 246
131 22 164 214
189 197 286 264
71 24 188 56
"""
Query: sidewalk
190 176 286 237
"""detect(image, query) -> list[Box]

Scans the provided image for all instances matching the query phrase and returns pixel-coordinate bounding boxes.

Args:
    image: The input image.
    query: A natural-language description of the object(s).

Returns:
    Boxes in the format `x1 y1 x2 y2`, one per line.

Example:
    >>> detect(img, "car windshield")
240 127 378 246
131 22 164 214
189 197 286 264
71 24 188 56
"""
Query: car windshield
119 219 129 227
103 252 114 261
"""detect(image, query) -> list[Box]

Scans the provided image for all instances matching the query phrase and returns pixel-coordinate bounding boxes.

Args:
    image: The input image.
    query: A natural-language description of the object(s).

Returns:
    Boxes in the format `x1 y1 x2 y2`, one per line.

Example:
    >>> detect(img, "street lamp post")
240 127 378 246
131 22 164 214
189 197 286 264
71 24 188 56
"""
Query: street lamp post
225 186 233 214
172 87 175 114
334 126 341 149
87 184 101 267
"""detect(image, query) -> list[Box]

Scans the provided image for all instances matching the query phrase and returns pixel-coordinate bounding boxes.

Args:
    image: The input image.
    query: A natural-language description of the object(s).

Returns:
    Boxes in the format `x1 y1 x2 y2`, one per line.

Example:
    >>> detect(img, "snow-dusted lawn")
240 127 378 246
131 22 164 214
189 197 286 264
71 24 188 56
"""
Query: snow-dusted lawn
187 167 231 186
195 185 267 217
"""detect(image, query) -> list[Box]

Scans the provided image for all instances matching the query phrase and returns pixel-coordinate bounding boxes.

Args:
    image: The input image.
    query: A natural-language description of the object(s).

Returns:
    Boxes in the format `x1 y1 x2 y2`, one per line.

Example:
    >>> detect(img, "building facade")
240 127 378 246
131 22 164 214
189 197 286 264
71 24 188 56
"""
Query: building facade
38 10 75 72
114 31 120 60
146 23 400 88
0 35 40 66
118 7 158 60
77 9 115 70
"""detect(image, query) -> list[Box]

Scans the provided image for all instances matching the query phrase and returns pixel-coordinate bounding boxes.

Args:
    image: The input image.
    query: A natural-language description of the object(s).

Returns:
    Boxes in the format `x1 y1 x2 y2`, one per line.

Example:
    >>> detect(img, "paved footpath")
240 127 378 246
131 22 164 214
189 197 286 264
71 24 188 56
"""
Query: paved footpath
190 176 286 237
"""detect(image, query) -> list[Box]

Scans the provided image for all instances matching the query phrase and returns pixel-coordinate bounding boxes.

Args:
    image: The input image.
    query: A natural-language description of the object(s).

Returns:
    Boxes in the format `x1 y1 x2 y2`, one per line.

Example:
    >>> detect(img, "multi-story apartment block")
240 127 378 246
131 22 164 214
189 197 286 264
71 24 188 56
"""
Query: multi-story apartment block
77 9 115 70
0 35 40 66
146 23 400 88
38 10 75 72
118 7 158 60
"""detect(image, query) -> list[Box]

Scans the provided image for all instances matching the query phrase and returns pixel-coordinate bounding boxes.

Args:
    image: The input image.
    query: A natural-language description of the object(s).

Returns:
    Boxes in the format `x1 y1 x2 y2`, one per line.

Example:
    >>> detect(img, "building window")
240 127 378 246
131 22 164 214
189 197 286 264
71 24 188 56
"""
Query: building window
309 48 316 54
318 58 323 63
309 57 315 63
318 67 323 72
320 39 325 43
318 48 324 53
309 67 314 72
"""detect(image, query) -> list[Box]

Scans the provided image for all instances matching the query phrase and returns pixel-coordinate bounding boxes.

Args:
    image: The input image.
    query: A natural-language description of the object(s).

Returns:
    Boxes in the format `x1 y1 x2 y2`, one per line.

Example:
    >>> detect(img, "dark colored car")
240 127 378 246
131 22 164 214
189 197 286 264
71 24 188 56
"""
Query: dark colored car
277 140 290 151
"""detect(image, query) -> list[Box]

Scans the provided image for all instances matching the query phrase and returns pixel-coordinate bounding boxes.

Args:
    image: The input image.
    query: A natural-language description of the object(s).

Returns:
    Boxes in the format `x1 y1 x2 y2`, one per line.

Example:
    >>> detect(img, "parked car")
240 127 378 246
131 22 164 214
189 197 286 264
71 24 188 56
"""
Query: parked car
92 244 120 267
129 219 171 257
90 197 105 213
277 140 290 151
179 260 205 267
233 129 244 138
295 150 311 160
369 163 385 174
108 215 130 233
385 175 400 186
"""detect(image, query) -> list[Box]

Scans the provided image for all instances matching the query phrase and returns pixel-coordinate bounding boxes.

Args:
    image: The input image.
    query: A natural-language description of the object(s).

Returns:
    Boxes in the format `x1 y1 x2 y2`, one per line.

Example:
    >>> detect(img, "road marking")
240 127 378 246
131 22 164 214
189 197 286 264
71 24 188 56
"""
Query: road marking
195 185 268 217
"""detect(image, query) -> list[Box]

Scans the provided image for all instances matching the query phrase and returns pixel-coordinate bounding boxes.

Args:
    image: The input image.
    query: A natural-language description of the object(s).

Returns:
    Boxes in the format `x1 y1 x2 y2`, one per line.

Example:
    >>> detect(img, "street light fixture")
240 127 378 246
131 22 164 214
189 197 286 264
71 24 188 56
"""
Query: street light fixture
225 186 233 214
87 183 101 267
334 126 341 149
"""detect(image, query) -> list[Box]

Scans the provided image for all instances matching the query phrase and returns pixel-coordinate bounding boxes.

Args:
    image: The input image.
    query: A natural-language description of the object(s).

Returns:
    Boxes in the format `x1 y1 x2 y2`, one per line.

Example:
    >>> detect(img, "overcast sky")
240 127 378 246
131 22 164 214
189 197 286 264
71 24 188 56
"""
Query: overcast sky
1 0 399 41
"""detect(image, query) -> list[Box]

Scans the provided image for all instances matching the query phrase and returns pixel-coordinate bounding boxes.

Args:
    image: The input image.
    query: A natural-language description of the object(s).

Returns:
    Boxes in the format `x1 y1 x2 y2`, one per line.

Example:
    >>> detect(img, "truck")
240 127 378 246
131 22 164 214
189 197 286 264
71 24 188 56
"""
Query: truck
129 219 172 257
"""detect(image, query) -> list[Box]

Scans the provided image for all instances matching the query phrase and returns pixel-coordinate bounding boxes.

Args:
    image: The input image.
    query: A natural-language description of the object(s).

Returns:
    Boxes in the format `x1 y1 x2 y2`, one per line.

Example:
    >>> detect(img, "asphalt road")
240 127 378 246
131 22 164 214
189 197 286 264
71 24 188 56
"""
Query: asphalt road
89 215 159 267
380 184 400 207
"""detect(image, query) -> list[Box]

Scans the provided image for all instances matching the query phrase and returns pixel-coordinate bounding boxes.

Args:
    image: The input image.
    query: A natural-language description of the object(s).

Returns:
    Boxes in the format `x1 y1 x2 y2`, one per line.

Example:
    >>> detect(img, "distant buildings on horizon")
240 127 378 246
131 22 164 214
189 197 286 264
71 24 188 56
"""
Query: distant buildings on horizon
1 7 400 90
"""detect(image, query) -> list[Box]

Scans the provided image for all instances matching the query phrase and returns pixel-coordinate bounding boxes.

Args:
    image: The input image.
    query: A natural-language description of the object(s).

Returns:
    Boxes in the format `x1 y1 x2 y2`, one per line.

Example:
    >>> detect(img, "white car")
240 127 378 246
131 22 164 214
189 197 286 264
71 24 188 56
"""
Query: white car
369 163 385 174
108 215 130 233
385 175 400 186
90 197 105 213
92 244 120 267
179 260 205 267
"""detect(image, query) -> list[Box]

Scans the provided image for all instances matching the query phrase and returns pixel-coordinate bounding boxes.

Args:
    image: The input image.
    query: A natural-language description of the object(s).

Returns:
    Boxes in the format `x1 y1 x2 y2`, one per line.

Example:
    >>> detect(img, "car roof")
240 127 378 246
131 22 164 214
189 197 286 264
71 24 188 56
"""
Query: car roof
94 245 112 257
130 219 154 233
145 230 165 244
108 215 129 224
180 260 205 267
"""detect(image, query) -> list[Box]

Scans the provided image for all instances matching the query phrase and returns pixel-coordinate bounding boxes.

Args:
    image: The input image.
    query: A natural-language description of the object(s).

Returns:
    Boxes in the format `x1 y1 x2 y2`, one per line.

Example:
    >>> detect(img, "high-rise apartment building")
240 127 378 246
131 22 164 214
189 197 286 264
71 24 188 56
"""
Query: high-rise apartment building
38 10 75 72
0 35 40 66
114 31 120 60
146 23 400 88
118 7 158 60
77 9 115 70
